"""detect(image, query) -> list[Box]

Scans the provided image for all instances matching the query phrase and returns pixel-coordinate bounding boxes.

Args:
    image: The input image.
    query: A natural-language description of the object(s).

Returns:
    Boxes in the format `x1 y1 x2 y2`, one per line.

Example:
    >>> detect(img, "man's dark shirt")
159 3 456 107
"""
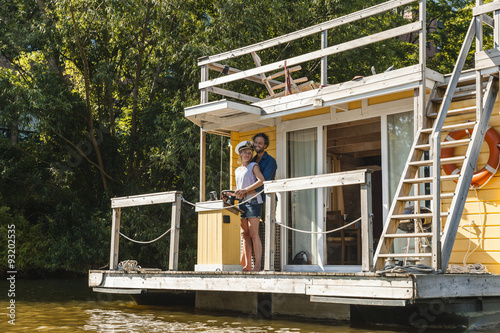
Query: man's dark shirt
252 151 277 202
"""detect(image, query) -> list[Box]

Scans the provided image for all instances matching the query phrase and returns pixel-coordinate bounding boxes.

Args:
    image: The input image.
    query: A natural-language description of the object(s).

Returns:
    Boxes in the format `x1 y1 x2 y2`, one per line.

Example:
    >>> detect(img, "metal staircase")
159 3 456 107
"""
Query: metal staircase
373 17 500 272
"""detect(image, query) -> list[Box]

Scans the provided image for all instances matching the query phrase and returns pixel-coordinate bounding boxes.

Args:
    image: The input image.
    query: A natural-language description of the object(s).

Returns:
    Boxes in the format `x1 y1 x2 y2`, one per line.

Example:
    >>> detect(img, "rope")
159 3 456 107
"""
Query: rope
376 264 439 275
118 260 141 271
119 228 172 244
461 187 484 266
447 263 489 274
273 217 362 235
182 191 364 236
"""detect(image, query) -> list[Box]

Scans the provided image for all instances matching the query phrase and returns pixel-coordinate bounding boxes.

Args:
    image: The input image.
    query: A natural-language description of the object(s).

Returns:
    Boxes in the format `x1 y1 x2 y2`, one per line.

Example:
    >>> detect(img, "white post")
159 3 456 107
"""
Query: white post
360 172 373 272
110 207 121 270
264 193 276 271
169 193 182 271
418 0 426 122
200 129 206 202
200 64 209 103
321 30 328 86
476 0 484 119
495 0 500 48
431 133 441 270
200 64 208 202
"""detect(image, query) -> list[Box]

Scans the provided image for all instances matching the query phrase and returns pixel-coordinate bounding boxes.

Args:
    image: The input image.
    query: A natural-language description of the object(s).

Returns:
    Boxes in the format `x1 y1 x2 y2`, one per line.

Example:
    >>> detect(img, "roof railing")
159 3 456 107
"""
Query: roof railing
198 0 423 104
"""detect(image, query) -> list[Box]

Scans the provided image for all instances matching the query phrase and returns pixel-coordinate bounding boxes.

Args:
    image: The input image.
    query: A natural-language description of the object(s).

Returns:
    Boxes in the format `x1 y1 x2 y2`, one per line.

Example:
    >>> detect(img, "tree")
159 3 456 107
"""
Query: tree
0 0 481 276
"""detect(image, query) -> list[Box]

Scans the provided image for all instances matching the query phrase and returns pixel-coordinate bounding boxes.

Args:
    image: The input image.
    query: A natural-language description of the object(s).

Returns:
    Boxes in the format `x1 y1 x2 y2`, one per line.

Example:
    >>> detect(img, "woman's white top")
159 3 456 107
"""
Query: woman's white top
235 162 263 204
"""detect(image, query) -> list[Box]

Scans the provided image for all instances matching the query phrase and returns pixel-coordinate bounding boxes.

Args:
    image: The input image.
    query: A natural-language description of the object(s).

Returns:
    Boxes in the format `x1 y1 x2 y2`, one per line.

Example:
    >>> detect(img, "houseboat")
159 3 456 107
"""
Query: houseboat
89 0 500 330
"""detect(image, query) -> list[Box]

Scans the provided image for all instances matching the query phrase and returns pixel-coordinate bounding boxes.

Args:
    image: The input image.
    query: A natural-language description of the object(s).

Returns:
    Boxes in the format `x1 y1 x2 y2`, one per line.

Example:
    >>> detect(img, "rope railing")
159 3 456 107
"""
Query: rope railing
273 217 362 235
181 191 362 236
119 228 172 244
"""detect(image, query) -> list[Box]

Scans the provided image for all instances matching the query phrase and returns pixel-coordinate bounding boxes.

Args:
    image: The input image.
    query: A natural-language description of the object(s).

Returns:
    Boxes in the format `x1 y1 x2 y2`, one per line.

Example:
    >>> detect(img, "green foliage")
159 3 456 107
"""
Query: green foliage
0 0 481 276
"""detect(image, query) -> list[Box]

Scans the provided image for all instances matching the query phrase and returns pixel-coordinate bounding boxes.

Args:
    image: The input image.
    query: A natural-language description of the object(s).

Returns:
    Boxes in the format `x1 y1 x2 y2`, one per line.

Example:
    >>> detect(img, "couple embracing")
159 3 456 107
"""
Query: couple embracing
234 133 277 272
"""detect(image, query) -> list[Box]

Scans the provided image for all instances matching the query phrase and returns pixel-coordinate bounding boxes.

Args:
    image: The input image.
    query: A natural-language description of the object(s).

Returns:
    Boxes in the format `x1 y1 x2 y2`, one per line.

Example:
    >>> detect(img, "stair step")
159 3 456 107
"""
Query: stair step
415 138 471 151
426 105 476 118
421 121 476 134
384 232 433 238
409 156 465 167
403 175 460 184
441 138 472 148
431 90 476 103
398 193 454 201
391 212 448 219
377 253 433 258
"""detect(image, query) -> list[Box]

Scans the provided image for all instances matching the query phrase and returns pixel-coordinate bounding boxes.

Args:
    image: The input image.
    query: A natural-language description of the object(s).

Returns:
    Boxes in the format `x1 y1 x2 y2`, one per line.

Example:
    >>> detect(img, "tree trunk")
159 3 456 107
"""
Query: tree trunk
70 7 109 191
131 1 152 140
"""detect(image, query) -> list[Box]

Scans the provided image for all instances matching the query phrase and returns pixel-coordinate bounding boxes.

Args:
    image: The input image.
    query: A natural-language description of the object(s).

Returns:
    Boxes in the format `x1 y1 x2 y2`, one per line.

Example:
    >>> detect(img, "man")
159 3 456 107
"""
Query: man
251 132 277 203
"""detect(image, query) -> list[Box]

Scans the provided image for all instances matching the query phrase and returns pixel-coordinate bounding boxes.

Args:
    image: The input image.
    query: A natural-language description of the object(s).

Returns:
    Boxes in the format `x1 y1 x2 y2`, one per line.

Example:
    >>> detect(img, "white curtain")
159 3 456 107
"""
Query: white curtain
388 111 414 203
387 112 414 253
287 128 317 264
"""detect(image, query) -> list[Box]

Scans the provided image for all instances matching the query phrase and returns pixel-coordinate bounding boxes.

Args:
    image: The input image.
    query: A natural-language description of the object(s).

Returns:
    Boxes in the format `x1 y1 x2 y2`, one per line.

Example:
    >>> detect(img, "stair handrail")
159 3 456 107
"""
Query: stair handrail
440 76 499 271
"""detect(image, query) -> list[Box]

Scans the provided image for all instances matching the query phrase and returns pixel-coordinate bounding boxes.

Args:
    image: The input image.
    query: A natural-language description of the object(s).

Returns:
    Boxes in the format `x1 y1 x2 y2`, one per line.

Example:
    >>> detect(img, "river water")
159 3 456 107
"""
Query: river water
0 278 484 332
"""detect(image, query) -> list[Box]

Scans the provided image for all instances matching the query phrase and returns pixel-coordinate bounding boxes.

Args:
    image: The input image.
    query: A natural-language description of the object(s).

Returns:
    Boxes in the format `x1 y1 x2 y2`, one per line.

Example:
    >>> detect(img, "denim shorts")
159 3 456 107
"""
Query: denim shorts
239 198 262 219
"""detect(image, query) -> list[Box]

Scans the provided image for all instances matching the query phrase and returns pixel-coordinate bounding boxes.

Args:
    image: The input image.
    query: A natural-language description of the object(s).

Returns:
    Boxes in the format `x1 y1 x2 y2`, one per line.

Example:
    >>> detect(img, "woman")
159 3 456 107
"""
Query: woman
234 140 265 271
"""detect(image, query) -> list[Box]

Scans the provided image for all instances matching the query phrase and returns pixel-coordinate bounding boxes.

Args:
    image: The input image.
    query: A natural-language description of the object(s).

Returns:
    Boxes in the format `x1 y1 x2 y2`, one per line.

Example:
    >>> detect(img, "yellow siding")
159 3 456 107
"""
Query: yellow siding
229 126 277 190
281 107 330 121
348 100 362 110
368 90 414 105
197 211 221 265
445 100 500 274
221 212 242 264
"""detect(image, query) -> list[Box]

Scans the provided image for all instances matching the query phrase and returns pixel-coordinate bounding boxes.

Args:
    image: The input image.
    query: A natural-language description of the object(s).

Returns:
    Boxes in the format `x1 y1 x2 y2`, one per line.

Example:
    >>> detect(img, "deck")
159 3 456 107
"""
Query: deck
89 269 500 305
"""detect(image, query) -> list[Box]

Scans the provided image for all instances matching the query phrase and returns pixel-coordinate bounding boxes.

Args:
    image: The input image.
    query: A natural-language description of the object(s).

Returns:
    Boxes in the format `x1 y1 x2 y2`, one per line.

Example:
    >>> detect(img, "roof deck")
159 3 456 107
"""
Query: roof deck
185 0 437 135
186 65 445 134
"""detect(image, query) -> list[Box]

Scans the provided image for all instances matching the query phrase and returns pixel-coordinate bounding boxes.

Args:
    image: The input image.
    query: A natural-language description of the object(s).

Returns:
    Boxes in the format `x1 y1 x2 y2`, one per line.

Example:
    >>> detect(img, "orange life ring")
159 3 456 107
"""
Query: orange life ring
441 127 500 188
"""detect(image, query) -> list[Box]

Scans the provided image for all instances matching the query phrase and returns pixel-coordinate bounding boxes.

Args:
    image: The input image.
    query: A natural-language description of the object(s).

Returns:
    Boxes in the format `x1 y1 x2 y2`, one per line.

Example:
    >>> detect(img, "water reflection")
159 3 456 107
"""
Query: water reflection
85 307 290 332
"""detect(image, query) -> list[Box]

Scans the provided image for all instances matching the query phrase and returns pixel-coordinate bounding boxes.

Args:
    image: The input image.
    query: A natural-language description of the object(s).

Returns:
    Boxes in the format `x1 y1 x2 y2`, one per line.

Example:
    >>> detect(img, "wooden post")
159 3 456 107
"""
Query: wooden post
495 0 500 48
476 0 484 119
200 64 209 104
169 194 182 271
264 193 276 271
199 63 208 202
360 172 373 272
321 30 328 86
430 133 442 270
418 0 426 127
110 207 121 270
200 129 206 202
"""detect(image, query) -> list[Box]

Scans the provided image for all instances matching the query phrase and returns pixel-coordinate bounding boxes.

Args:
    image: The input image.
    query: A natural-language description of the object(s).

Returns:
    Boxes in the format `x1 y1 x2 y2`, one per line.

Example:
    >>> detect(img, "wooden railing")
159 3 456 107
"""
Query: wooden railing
263 169 373 272
109 191 182 271
198 0 423 104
